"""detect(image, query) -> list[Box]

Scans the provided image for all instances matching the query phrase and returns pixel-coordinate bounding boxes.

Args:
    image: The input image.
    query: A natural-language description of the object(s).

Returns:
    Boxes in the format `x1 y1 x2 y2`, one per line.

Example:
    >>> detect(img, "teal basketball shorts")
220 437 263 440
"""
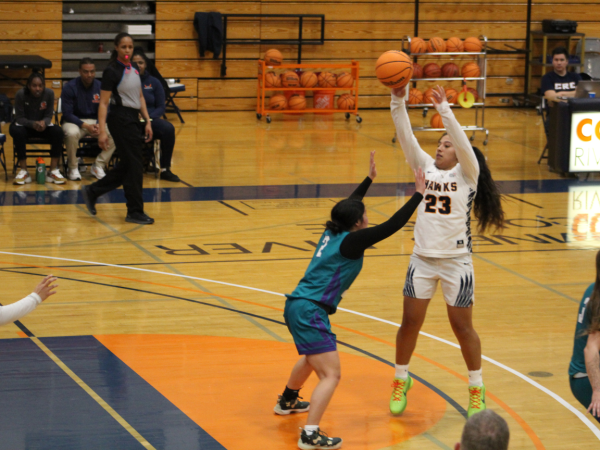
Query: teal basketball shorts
284 299 337 355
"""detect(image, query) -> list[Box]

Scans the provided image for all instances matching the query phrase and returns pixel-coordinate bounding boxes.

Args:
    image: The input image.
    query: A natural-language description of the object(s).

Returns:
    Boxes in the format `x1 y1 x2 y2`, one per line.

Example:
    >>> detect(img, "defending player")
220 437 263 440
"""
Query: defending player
276 151 425 450
389 85 504 418
569 249 600 423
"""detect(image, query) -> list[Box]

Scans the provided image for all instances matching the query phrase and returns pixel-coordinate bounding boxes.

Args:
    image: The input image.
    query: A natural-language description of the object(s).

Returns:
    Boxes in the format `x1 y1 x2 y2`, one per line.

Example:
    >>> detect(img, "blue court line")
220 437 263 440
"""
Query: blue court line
2 269 468 421
0 338 147 450
0 178 596 207
43 336 226 450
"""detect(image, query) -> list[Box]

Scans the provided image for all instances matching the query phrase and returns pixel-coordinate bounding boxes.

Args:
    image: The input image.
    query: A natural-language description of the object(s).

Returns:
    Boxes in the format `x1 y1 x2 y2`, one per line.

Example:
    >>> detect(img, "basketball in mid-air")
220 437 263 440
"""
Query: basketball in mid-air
375 51 413 88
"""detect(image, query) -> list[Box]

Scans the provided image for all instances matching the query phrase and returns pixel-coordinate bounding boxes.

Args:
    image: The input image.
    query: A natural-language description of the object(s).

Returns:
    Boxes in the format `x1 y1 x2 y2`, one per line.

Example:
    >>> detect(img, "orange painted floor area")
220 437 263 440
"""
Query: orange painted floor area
96 335 448 449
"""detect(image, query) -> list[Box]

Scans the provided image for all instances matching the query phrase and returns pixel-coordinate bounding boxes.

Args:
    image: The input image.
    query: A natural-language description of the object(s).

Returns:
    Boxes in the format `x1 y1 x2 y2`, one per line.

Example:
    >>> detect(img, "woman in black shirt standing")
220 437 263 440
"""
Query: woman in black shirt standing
82 33 154 225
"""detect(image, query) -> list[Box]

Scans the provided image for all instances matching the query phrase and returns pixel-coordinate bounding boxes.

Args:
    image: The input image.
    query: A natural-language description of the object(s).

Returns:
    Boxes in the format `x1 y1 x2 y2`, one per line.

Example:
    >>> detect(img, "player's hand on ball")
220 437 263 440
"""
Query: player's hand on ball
392 86 406 98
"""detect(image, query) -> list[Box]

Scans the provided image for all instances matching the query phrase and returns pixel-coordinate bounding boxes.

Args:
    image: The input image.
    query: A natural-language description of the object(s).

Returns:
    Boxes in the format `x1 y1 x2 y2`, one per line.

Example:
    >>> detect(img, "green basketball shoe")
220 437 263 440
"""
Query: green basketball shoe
467 384 486 418
389 376 413 415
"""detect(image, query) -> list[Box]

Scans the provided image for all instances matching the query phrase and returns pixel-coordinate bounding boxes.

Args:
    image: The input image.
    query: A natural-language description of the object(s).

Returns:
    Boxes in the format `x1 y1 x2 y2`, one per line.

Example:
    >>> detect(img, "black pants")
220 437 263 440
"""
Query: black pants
9 123 63 161
89 107 144 215
151 118 175 168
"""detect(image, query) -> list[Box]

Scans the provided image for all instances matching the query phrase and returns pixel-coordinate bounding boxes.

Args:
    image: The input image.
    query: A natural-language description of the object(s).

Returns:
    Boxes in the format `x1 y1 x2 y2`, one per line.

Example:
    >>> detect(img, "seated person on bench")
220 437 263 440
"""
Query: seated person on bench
10 72 65 185
61 57 116 181
542 47 582 105
132 51 180 182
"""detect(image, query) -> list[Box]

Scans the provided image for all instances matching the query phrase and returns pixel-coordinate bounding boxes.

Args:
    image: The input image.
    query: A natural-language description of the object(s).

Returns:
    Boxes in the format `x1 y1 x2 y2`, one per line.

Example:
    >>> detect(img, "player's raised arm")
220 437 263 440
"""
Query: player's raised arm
431 86 479 186
0 275 58 326
390 86 433 171
349 150 377 201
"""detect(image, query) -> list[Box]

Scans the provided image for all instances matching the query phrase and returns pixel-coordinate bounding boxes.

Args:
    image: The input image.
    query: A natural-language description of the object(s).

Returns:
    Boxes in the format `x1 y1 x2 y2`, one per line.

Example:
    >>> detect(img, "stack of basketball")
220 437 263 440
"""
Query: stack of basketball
262 49 357 112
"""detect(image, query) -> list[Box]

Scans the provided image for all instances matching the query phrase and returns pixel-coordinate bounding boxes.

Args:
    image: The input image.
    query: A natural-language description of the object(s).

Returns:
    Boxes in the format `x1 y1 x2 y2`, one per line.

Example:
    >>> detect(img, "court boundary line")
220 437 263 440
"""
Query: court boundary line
0 250 598 440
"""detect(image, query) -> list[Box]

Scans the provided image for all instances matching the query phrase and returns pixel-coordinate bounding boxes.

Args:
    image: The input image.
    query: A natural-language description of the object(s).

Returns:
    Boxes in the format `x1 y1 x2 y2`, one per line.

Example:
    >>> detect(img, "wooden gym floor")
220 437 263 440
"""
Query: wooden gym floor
0 106 599 449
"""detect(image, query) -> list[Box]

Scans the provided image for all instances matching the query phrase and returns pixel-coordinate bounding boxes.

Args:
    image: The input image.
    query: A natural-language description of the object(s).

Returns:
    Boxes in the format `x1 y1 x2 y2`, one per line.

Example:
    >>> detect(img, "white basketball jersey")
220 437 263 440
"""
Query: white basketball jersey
391 94 480 258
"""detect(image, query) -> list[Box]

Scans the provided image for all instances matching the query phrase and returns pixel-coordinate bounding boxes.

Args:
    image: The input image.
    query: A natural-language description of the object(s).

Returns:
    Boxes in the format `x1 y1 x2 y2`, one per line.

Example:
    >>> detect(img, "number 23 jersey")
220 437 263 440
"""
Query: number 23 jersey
416 160 477 257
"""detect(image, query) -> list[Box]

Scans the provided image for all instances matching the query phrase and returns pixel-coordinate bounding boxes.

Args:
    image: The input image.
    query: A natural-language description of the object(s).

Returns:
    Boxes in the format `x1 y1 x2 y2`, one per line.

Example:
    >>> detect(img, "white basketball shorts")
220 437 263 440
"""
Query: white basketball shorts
402 253 475 307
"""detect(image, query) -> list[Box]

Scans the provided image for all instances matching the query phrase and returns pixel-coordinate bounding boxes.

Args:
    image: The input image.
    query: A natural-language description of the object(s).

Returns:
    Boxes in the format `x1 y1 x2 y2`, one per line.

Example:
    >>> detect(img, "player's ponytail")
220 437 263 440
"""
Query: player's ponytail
326 199 365 234
586 250 600 335
472 147 505 233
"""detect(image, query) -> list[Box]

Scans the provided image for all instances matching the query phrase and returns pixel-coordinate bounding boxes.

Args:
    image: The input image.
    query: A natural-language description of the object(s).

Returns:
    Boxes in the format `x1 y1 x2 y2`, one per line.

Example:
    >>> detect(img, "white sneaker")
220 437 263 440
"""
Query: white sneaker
68 167 82 181
13 169 32 185
47 169 66 184
77 157 87 173
91 164 106 180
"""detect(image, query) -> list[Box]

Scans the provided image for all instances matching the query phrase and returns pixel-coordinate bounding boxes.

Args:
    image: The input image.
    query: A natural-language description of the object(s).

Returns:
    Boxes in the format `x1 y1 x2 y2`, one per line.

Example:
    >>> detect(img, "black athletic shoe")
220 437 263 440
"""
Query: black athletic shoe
298 428 342 450
273 394 310 415
125 212 155 225
81 185 97 215
160 169 180 182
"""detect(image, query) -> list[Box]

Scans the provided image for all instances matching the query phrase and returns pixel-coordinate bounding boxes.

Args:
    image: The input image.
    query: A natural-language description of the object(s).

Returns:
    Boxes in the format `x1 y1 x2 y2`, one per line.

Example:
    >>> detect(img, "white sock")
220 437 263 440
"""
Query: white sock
304 425 319 436
161 168 167 172
395 364 409 380
468 369 483 387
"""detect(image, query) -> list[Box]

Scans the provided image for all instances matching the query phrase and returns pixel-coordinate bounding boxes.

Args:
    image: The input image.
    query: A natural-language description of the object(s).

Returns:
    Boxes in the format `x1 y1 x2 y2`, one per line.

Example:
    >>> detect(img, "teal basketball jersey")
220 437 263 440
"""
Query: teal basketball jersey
286 230 363 314
569 283 595 376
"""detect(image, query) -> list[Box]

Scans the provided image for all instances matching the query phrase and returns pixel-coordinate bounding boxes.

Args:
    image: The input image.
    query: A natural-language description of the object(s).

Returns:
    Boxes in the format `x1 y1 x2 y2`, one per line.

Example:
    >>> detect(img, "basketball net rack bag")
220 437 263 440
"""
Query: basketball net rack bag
393 35 489 146
256 60 362 124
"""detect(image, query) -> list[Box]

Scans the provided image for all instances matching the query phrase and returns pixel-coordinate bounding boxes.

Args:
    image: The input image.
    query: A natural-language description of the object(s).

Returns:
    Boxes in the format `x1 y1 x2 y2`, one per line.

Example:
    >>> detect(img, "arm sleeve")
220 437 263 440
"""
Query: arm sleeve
0 293 42 326
43 90 54 126
340 193 423 259
390 93 434 170
150 80 166 120
14 90 35 128
61 84 83 127
348 176 372 201
437 101 480 186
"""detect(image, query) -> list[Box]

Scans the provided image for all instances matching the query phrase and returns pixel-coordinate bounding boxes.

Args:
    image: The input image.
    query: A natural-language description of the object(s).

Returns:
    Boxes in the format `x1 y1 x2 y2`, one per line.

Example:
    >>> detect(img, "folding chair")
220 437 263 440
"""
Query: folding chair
164 81 185 124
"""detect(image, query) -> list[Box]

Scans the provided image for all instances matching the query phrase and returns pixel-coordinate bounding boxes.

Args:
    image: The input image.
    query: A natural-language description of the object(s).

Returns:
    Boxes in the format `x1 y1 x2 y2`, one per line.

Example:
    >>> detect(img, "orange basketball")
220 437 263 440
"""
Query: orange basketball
412 63 423 79
281 71 300 87
265 71 281 88
264 49 283 65
423 88 436 104
441 62 459 78
337 94 355 110
446 37 464 52
318 71 337 88
462 62 481 78
427 37 446 53
445 88 458 103
430 113 444 129
288 94 306 110
409 88 423 105
300 71 318 88
337 72 354 88
375 51 413 88
467 87 479 101
269 94 287 110
464 37 483 52
423 63 441 78
410 37 427 54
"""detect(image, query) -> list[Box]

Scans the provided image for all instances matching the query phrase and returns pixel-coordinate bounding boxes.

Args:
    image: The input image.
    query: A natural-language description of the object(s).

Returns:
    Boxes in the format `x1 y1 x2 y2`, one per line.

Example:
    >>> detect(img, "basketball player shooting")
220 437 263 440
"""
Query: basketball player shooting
388 85 504 418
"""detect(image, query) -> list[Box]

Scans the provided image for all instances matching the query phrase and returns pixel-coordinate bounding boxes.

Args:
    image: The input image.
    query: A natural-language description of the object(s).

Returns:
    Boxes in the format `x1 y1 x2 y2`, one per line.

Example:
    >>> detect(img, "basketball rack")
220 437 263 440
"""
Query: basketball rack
256 60 362 123
392 35 489 145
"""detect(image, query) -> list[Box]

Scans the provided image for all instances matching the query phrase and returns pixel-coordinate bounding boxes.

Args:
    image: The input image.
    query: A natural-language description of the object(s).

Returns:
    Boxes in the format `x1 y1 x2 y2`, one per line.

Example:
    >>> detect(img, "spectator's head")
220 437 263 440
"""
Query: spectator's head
110 32 134 64
78 57 96 87
131 51 149 76
455 410 509 450
552 46 569 75
25 72 45 98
